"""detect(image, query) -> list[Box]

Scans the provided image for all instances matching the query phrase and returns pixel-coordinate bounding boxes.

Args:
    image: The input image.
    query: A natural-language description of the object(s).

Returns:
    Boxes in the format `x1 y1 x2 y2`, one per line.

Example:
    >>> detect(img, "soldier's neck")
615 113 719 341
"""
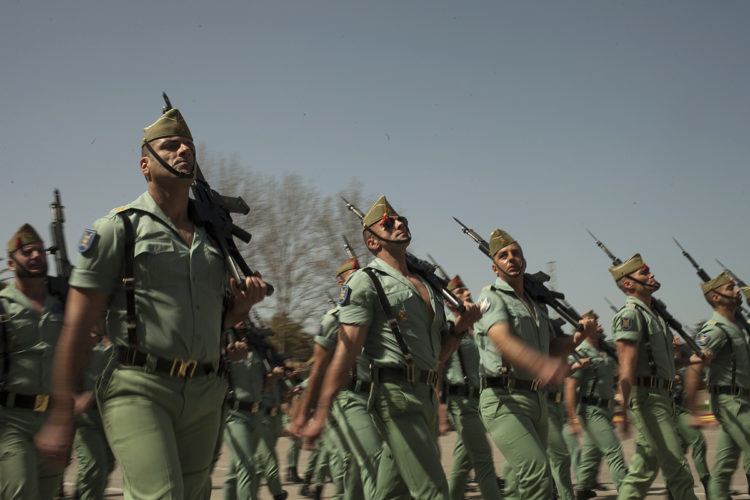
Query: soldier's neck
629 290 652 308
715 304 738 325
14 276 46 310
148 182 192 228
378 248 409 276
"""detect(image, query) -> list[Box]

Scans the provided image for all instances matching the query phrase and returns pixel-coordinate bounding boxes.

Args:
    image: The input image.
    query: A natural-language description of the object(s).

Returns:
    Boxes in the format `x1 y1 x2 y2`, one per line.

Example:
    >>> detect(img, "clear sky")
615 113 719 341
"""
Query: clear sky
2 1 748 335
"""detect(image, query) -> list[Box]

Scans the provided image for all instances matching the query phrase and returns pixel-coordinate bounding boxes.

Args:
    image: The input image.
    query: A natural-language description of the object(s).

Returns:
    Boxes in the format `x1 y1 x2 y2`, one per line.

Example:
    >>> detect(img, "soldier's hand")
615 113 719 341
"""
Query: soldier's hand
231 272 267 310
226 340 249 361
73 391 96 417
570 357 591 372
690 350 711 365
567 419 582 436
452 302 482 333
576 318 597 342
34 414 74 468
271 366 285 379
301 407 330 443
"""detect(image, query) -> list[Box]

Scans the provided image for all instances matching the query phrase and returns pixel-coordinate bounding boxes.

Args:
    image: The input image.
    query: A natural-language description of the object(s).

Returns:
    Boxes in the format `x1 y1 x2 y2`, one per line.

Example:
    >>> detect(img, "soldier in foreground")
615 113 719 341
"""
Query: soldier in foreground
0 224 66 499
35 104 266 499
472 229 592 500
686 271 750 499
609 254 697 499
303 196 481 499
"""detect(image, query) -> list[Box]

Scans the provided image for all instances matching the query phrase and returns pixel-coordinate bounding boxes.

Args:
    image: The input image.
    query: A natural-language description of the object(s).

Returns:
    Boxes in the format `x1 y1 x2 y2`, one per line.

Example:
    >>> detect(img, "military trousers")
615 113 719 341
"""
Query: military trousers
674 406 709 480
332 389 381 499
0 407 64 500
99 367 227 500
73 409 115 500
617 387 697 500
252 409 284 497
479 387 552 500
313 423 345 496
577 403 627 491
547 400 575 500
324 410 359 500
708 393 750 499
369 380 448 500
445 393 501 500
222 407 259 500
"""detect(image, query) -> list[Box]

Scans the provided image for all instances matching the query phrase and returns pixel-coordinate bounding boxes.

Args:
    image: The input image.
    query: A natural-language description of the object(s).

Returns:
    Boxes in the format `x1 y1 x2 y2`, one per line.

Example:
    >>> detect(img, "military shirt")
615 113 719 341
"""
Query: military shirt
262 377 282 409
0 279 65 394
473 278 552 380
611 296 674 381
69 192 226 365
316 305 370 383
695 311 750 389
230 351 265 403
570 340 614 400
444 333 480 388
337 257 446 371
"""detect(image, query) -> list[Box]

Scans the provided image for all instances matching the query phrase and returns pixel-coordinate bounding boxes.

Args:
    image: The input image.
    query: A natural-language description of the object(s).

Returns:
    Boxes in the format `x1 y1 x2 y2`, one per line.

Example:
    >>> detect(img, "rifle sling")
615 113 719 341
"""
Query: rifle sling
117 212 138 349
361 268 414 367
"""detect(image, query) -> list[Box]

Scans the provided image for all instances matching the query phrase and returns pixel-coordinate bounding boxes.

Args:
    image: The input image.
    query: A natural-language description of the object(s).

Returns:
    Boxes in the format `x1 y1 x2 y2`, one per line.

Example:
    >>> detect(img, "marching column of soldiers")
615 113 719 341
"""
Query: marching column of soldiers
1 100 750 500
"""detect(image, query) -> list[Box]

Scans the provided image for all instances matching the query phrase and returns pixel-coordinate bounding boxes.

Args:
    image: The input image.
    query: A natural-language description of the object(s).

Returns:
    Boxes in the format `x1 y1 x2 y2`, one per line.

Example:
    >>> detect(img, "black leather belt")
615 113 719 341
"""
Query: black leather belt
482 376 543 392
634 376 673 391
372 366 438 387
445 384 480 399
548 391 562 403
580 395 612 408
710 385 750 397
231 400 260 413
0 391 50 412
116 346 217 378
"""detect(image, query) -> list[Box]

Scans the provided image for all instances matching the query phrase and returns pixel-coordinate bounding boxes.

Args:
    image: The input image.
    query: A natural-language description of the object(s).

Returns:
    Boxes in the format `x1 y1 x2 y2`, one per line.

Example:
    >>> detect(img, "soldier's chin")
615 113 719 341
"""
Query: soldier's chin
649 281 661 291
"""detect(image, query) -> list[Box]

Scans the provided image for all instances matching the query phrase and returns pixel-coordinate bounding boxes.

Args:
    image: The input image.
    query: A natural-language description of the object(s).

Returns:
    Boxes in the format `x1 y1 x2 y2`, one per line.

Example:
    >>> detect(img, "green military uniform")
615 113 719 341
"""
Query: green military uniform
696 311 750 499
71 190 229 500
253 377 286 498
546 384 575 500
223 350 265 500
338 255 449 499
670 365 709 491
612 295 696 499
0 275 66 500
73 341 116 500
473 276 554 500
443 328 501 500
570 340 627 492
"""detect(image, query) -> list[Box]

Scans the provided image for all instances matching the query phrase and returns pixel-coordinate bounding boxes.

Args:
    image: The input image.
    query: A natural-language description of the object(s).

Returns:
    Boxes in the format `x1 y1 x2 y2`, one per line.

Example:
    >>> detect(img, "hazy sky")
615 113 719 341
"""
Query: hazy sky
2 1 748 335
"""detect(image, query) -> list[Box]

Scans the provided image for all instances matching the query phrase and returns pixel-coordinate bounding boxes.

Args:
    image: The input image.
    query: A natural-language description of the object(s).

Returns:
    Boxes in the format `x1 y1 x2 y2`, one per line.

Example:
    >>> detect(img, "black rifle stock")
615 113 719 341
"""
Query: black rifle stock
586 230 703 357
673 239 750 332
160 93 273 296
48 189 72 280
341 197 465 313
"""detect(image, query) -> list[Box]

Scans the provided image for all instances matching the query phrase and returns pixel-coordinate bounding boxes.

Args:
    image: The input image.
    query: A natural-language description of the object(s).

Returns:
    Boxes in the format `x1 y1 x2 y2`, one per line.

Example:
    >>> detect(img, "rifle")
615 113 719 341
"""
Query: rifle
48 189 72 280
673 238 750 331
453 217 586 332
715 259 748 288
341 196 465 313
603 297 619 314
161 93 273 296
342 235 357 261
427 253 450 281
585 229 703 357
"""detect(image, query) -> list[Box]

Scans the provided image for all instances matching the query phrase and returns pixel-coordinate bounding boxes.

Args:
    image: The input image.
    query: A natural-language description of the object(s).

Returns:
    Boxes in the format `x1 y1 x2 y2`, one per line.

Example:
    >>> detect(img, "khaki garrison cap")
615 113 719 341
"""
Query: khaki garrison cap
446 275 467 292
701 270 732 295
143 108 193 144
336 258 359 278
7 223 42 256
741 287 750 300
608 253 646 282
362 196 400 228
488 229 516 258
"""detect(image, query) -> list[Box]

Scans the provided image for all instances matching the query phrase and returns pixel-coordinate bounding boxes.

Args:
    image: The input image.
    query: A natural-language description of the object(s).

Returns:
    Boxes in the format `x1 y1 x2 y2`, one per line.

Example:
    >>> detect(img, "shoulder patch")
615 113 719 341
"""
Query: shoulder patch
337 285 350 305
77 228 97 253
696 333 709 347
478 297 491 313
620 317 633 331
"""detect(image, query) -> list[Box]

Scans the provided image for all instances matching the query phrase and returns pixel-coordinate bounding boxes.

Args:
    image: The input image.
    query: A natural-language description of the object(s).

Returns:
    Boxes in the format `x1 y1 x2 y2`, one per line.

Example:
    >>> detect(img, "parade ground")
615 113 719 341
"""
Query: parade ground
62 421 750 499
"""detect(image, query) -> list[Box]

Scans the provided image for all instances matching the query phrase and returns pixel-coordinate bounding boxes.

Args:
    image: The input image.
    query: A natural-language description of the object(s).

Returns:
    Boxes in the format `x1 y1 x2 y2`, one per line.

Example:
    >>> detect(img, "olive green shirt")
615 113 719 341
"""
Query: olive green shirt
611 296 675 381
444 334 480 388
570 340 614 400
0 279 65 394
230 351 265 403
473 278 553 380
337 257 446 371
69 192 227 365
696 311 750 389
316 306 370 383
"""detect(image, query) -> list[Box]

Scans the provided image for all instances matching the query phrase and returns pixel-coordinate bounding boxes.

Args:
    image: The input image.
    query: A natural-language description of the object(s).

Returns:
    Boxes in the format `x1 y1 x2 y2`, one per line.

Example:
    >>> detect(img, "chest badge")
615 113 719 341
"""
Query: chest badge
397 310 408 322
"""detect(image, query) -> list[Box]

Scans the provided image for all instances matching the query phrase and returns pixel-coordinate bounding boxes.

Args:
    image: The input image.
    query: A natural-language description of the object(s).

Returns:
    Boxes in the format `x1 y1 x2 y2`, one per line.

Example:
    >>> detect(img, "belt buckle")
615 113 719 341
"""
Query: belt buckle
270 407 278 417
667 379 674 391
530 379 541 391
33 394 50 412
425 369 437 387
405 363 415 383
170 359 198 377
554 392 562 403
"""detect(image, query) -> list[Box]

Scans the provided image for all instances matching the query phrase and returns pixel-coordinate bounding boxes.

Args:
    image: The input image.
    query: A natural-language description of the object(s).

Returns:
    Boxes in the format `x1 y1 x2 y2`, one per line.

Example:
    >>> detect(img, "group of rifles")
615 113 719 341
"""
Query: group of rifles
1 98 749 500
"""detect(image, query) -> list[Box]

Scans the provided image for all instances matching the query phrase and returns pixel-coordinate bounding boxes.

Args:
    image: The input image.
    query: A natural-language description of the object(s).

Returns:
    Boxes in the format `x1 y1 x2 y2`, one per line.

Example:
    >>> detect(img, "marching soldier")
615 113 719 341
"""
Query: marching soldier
0 224 66 499
686 271 750 499
303 196 481 499
441 275 502 500
35 104 266 499
609 254 697 499
472 229 592 500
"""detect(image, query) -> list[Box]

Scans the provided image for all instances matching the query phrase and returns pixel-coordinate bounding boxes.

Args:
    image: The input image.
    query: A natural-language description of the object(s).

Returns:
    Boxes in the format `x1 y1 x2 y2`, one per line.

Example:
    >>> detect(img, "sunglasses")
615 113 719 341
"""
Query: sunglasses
380 215 408 231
